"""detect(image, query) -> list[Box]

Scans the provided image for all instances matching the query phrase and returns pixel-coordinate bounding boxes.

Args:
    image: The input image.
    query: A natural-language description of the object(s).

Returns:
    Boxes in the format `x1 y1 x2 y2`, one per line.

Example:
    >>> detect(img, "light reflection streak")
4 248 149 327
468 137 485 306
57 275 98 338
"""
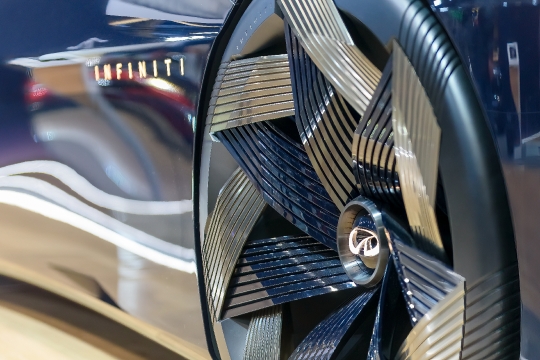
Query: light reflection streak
105 0 228 24
165 35 208 42
143 78 185 94
0 187 196 274
0 175 194 258
0 161 192 215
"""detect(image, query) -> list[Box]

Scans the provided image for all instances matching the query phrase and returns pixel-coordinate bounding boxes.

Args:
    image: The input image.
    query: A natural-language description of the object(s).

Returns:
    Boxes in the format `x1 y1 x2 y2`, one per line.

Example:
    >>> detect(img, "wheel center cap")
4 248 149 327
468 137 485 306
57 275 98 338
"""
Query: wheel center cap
337 197 389 287
349 227 380 269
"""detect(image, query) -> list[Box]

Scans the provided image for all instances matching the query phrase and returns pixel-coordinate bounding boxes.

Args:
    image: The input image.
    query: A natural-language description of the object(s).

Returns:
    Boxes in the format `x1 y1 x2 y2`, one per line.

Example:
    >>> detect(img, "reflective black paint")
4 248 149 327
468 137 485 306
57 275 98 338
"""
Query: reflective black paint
0 0 232 355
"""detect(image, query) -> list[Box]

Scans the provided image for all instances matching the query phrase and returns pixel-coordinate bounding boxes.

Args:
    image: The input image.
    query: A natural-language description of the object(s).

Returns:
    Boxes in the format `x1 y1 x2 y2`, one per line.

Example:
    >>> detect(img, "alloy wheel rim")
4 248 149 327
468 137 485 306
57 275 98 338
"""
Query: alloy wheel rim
195 0 521 359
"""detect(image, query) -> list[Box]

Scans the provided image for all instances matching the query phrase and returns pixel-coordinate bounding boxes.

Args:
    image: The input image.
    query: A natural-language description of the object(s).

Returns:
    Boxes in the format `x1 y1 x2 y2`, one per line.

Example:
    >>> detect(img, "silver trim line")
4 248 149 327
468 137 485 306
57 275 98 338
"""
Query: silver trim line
278 0 381 117
0 160 191 215
243 305 282 360
202 169 266 323
208 55 294 133
392 40 444 254
397 280 465 360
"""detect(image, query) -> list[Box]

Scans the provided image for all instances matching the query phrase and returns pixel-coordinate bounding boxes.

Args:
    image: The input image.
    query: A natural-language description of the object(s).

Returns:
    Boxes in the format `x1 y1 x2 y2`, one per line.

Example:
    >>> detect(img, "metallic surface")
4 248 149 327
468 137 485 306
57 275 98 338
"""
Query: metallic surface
432 2 535 356
391 41 444 256
289 290 377 360
382 205 512 358
242 305 282 360
208 55 294 134
209 0 520 358
202 168 266 323
336 197 389 287
0 277 185 360
0 204 208 359
0 0 535 358
367 263 406 360
352 59 401 206
222 235 355 319
277 0 381 117
215 121 340 250
397 280 465 360
349 226 380 269
394 1 520 357
285 23 358 209
196 2 292 357
390 238 464 324
461 265 520 359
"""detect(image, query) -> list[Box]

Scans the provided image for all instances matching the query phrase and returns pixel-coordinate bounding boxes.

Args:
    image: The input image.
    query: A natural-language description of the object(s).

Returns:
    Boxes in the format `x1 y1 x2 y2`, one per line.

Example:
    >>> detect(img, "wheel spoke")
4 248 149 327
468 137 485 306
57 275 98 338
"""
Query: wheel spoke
352 58 402 207
392 239 463 322
202 168 267 323
391 41 445 258
278 0 381 117
368 262 410 360
215 121 340 250
396 284 465 360
284 23 359 209
222 235 356 319
381 209 463 322
243 305 283 360
277 0 386 211
381 210 465 359
289 289 378 360
208 55 294 133
460 265 520 359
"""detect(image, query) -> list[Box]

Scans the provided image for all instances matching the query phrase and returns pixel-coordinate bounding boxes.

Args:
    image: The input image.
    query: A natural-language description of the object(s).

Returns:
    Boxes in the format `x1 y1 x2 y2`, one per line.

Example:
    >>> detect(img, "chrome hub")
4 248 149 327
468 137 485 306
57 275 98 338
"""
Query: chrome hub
337 197 389 287
348 225 380 269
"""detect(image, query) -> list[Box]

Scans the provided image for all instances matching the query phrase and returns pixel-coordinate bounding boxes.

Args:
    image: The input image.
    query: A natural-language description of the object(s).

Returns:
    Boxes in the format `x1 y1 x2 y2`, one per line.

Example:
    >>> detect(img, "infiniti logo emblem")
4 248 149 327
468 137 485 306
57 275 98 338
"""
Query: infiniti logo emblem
337 199 388 284
349 227 379 259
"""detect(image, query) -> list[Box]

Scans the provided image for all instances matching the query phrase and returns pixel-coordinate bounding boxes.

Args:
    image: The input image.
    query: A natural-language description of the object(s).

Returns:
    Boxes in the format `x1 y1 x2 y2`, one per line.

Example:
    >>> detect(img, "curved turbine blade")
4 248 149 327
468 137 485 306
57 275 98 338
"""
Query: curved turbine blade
222 235 356 319
289 289 378 360
216 121 340 249
392 41 445 256
243 305 283 360
208 55 295 133
202 168 266 323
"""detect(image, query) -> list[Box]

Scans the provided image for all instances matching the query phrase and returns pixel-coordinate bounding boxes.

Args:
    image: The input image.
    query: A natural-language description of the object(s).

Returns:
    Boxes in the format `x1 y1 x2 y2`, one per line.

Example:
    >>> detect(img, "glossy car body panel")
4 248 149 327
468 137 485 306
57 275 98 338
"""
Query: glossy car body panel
0 0 234 357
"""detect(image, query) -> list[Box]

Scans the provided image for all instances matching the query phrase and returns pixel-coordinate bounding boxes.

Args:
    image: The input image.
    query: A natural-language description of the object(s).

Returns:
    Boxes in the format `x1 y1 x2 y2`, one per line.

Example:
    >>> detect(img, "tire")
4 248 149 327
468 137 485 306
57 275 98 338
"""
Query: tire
194 0 520 359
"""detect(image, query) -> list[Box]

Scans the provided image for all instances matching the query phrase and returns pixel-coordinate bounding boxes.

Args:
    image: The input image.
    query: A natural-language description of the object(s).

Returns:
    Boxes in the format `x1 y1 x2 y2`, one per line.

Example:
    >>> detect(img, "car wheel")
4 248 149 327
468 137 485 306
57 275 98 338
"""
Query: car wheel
195 0 520 359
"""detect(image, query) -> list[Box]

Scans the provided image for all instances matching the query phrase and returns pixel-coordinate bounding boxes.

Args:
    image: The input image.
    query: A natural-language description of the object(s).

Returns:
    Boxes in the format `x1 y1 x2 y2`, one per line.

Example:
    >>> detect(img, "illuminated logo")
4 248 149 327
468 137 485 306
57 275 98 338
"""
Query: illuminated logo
349 227 379 257
94 57 185 81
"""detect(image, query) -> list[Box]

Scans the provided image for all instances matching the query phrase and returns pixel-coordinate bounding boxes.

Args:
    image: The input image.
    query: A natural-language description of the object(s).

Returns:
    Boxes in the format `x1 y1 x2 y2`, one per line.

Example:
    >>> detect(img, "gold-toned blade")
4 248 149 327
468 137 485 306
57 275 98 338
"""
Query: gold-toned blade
397 280 465 360
202 168 266 324
392 40 445 255
208 55 294 134
278 0 381 117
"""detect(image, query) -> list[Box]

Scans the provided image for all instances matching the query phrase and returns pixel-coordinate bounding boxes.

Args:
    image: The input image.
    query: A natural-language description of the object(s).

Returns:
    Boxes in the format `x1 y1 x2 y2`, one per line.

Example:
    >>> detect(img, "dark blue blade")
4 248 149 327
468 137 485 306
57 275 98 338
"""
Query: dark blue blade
221 235 356 319
285 21 359 209
286 21 402 209
368 262 411 360
289 289 378 360
382 212 463 325
351 59 402 208
216 122 340 250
